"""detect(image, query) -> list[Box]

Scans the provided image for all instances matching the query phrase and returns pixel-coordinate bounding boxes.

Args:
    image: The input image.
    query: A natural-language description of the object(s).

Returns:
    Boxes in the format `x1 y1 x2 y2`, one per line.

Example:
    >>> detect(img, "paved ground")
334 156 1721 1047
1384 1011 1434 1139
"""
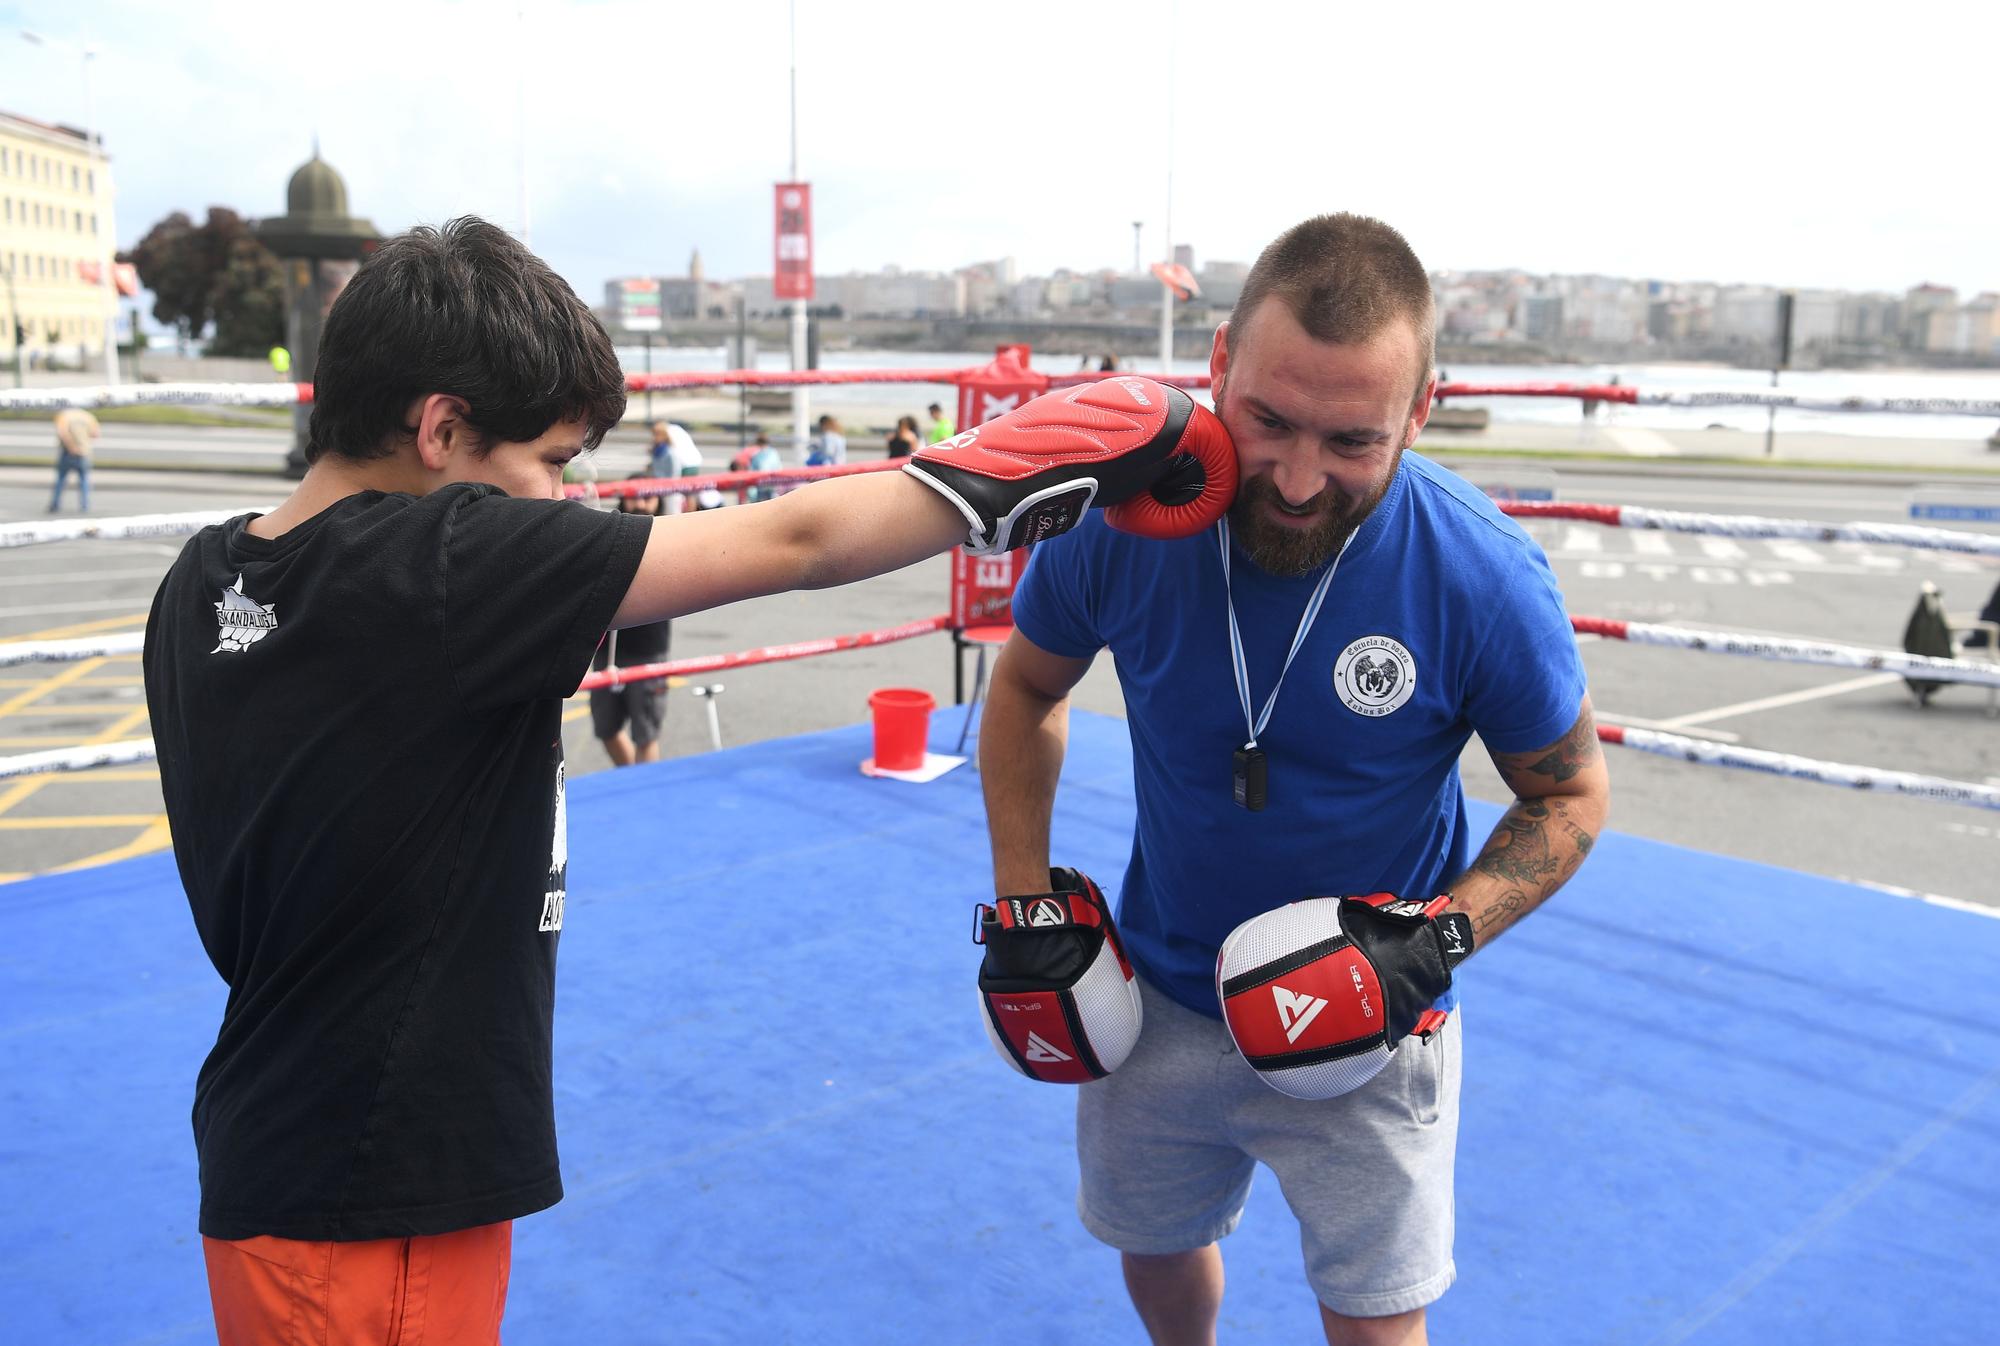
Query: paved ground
1 433 1994 908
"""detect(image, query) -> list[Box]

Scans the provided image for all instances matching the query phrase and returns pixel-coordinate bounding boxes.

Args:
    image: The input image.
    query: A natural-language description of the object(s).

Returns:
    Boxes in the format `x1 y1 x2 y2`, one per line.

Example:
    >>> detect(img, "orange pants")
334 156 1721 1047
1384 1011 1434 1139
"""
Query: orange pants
202 1220 511 1345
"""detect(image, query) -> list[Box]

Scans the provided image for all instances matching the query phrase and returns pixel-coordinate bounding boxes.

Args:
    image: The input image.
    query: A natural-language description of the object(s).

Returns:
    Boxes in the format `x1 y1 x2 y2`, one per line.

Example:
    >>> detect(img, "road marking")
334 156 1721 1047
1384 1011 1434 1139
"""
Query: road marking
0 599 168 620
0 657 105 719
3 612 149 641
1560 526 1602 553
40 816 173 875
1658 672 1903 729
0 568 167 589
1606 427 1679 456
1848 879 1998 920
1698 538 1748 561
0 675 144 687
0 814 166 830
1764 540 1824 566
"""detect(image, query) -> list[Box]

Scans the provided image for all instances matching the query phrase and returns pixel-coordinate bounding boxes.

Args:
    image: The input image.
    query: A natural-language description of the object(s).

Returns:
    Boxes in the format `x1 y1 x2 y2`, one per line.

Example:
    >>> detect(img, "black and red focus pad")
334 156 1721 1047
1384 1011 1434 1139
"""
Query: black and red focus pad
974 868 1142 1083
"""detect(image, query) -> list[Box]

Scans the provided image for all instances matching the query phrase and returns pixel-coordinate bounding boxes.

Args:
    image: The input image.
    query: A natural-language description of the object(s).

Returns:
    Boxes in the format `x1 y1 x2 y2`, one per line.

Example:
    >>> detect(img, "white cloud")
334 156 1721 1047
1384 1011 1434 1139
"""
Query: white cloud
2 0 1993 300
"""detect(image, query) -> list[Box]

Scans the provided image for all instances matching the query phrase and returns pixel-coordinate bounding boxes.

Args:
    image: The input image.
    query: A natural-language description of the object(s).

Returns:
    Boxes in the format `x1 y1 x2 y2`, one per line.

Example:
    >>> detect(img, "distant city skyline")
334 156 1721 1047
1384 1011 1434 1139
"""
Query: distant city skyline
4 0 1993 309
600 251 1997 362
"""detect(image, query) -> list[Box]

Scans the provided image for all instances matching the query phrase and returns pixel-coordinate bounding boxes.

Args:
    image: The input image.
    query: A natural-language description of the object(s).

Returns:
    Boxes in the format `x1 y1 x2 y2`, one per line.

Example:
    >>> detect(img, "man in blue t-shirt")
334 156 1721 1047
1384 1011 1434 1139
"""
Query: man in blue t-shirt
980 213 1610 1346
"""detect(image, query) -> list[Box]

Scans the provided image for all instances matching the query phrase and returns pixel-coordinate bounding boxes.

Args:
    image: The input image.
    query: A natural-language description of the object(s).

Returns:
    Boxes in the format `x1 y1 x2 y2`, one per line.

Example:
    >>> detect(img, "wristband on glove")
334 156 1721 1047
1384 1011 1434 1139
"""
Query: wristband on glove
905 378 1237 555
974 868 1143 1084
1216 893 1473 1101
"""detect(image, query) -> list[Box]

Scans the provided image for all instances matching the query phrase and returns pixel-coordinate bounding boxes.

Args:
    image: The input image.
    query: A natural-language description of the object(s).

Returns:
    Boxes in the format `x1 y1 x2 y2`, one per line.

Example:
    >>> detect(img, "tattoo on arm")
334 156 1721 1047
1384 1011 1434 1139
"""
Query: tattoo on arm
1454 700 1608 947
1461 796 1600 940
1471 799 1562 885
1472 888 1534 937
1521 712 1603 784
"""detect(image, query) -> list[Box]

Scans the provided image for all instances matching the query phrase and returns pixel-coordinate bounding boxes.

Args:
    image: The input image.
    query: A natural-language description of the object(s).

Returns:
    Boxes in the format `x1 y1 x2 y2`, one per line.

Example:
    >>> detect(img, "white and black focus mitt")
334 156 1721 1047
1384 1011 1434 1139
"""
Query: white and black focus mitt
1216 893 1473 1101
974 869 1142 1083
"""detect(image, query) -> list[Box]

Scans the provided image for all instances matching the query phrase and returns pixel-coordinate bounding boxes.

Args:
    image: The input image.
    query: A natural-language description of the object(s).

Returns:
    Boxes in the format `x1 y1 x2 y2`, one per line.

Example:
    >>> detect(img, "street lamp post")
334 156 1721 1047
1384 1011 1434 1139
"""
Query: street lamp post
21 29 120 386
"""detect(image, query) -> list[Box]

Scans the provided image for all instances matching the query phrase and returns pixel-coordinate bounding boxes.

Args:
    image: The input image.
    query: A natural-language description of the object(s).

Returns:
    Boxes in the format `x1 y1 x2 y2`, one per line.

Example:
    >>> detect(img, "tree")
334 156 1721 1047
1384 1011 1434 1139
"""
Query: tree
208 234 286 357
125 211 207 347
124 207 285 356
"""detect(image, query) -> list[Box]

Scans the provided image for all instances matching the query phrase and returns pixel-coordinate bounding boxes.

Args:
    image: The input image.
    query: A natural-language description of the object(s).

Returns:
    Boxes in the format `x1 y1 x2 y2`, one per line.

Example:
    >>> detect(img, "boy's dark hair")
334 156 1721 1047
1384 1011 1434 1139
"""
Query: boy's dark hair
307 216 628 464
1227 213 1435 403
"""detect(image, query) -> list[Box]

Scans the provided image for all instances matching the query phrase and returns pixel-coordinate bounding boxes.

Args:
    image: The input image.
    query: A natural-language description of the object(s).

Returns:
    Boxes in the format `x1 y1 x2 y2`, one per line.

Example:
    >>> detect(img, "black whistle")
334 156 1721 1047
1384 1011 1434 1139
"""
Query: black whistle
1233 745 1268 811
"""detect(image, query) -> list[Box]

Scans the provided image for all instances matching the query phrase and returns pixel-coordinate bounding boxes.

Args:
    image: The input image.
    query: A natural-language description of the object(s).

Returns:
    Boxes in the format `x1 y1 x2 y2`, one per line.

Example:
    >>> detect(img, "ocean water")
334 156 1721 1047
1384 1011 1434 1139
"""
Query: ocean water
614 345 2000 440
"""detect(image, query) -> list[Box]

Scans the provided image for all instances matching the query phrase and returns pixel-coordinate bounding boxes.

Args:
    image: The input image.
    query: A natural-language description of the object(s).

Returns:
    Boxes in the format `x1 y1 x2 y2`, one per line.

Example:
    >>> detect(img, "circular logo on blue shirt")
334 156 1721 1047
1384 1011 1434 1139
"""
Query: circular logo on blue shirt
1334 636 1416 717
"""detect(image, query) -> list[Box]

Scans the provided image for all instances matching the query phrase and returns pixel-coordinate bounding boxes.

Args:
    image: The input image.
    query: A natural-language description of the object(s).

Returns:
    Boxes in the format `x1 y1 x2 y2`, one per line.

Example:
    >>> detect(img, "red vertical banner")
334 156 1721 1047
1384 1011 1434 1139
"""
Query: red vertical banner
773 182 814 302
951 547 1029 629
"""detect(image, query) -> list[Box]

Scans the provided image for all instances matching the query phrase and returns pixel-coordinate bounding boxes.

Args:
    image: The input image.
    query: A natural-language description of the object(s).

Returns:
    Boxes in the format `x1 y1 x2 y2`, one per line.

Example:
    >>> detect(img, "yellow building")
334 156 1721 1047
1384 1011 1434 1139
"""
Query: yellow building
0 108 117 368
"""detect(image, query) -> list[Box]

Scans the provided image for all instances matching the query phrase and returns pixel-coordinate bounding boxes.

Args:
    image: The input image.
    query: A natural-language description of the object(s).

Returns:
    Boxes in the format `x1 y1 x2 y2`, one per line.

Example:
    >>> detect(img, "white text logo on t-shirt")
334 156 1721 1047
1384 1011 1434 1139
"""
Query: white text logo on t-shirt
538 760 567 933
1333 636 1417 718
211 575 277 654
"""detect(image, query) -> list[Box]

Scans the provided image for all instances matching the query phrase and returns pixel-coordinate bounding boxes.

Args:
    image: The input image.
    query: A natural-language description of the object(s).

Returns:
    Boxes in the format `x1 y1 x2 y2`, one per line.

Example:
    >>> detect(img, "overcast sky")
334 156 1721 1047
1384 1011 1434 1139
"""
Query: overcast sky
4 0 1993 301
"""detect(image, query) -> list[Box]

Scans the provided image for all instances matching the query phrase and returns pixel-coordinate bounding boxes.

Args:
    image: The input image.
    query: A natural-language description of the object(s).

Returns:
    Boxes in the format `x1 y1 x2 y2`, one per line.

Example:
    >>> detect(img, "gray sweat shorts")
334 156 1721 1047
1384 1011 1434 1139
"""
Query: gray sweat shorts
1075 972 1461 1318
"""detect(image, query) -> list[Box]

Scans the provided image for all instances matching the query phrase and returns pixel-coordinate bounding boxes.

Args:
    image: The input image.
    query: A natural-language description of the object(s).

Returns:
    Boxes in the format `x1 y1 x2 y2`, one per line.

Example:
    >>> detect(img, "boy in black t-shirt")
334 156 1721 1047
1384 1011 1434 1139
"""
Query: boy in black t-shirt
144 216 1222 1343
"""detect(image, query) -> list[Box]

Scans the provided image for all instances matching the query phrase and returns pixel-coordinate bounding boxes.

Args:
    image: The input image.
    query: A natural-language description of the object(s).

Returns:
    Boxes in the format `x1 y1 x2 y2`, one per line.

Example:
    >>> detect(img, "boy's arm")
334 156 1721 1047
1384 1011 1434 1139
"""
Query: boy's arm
613 471 960 627
613 376 1238 626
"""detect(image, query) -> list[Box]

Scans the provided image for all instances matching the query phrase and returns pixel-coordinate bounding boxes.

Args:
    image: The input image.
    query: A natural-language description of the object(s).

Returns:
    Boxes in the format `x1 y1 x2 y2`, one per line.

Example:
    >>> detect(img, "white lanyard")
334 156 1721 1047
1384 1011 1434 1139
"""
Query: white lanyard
1217 518 1351 748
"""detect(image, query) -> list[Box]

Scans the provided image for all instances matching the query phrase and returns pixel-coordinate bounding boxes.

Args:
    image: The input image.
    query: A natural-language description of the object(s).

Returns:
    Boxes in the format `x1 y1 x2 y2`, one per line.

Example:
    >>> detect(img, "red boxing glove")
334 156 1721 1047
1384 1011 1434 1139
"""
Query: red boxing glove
905 377 1238 555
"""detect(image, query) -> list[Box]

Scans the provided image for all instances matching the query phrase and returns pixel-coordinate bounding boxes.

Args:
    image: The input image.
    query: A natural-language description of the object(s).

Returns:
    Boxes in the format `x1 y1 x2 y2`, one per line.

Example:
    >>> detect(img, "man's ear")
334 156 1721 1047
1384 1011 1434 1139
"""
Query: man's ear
412 394 474 472
1405 373 1436 448
1208 322 1230 391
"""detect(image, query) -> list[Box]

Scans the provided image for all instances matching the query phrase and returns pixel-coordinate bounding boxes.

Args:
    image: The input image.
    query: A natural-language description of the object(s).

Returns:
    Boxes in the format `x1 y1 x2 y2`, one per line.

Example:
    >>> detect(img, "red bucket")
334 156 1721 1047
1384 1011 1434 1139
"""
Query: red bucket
868 687 936 771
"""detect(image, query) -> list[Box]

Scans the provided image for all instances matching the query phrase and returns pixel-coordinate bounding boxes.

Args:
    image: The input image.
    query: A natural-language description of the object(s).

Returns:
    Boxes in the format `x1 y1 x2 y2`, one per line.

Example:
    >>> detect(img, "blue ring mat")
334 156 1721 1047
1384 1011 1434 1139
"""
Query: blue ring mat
3 710 1995 1344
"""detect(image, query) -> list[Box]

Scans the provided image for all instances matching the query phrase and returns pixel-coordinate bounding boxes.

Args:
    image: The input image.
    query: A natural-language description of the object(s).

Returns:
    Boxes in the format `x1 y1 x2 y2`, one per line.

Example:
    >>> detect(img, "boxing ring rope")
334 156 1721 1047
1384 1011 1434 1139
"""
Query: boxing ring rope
1437 382 2000 418
1596 724 2000 811
13 489 1999 567
6 369 1999 818
574 615 951 692
1567 617 2000 687
6 375 1999 419
0 615 959 780
0 738 158 781
15 605 1996 692
0 634 148 668
1 510 242 550
1498 502 2000 560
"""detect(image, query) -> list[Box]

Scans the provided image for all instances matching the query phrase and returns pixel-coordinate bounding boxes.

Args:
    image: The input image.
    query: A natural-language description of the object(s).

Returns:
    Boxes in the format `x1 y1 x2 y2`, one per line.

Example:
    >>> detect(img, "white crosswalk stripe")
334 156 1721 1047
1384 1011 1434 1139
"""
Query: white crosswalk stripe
1765 540 1826 566
1533 527 1986 576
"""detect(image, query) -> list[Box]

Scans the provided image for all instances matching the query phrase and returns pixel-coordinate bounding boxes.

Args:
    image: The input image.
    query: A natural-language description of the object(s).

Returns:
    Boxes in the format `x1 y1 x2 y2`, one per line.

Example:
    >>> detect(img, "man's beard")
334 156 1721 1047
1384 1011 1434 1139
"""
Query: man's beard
1227 466 1397 577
